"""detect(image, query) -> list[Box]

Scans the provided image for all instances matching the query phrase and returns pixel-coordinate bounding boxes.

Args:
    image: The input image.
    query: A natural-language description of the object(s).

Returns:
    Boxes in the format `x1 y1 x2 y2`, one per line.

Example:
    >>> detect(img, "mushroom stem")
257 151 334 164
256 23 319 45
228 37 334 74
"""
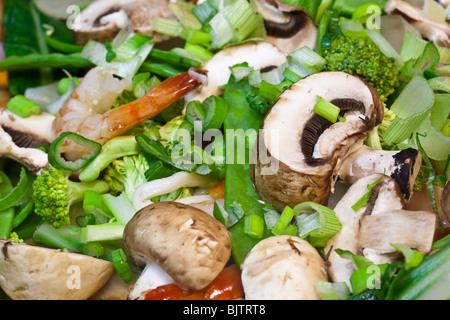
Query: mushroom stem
336 145 422 202
128 260 173 300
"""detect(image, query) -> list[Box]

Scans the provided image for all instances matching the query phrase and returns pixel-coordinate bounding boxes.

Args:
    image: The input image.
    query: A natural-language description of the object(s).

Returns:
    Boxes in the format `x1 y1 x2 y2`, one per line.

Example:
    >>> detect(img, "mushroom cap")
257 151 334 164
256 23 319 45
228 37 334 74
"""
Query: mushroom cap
252 71 384 211
0 240 115 300
241 235 327 300
123 201 231 291
72 0 176 45
184 41 287 104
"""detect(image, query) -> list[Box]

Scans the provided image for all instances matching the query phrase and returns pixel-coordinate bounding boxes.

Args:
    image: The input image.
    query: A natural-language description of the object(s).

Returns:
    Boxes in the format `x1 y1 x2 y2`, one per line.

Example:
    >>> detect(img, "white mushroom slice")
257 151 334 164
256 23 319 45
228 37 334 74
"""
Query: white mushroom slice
252 71 384 211
123 201 231 293
384 0 450 47
0 125 49 174
325 174 436 286
72 0 177 45
337 145 422 202
0 240 115 300
253 0 318 53
241 235 327 300
0 108 55 146
184 42 287 104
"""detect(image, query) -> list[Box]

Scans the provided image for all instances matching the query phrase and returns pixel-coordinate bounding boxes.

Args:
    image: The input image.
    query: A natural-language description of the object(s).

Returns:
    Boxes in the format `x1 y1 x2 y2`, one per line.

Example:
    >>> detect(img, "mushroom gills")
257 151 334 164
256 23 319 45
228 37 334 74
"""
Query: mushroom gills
301 98 366 166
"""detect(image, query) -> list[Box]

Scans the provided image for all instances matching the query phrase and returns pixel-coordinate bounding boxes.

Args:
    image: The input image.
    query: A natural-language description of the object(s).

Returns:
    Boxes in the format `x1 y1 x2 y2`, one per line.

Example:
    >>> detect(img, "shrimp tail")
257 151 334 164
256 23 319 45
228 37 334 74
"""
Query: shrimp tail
100 68 206 144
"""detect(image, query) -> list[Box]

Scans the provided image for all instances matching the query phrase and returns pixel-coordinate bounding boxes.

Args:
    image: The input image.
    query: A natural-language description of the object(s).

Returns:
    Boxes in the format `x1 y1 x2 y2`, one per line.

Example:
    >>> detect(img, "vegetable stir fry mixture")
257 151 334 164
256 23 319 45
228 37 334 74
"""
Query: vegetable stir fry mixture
0 0 449 301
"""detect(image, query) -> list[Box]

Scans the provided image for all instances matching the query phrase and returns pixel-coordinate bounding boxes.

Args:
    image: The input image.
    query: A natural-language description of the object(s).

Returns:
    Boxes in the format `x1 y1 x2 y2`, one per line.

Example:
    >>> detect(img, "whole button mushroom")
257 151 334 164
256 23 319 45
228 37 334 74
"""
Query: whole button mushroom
252 71 384 211
123 201 231 293
241 235 328 300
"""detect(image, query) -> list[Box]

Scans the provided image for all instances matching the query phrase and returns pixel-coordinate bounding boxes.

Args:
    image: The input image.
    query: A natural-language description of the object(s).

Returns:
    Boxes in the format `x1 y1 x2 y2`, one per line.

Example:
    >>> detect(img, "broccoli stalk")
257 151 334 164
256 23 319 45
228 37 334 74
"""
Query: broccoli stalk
365 107 396 150
322 35 401 102
32 166 110 228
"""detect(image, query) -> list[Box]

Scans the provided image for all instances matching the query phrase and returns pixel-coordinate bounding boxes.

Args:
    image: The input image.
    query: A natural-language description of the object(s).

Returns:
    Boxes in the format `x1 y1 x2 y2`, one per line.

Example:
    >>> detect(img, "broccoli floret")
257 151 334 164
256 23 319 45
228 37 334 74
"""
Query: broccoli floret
104 153 150 201
323 35 400 102
32 166 110 228
7 231 23 243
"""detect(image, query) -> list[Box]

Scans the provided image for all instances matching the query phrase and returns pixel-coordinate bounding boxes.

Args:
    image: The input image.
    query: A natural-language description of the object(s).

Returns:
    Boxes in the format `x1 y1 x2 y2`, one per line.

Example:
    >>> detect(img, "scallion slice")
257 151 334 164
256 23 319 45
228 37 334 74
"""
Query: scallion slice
293 201 342 247
81 242 105 258
111 248 134 283
244 214 265 239
271 206 296 235
351 175 383 212
152 18 184 38
286 46 326 78
114 33 153 62
314 96 341 123
6 95 42 118
400 30 428 62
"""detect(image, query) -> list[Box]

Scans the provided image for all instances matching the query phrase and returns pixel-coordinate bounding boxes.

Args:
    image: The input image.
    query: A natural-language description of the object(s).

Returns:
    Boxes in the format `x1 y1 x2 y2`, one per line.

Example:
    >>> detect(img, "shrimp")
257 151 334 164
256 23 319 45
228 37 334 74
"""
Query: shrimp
54 66 205 160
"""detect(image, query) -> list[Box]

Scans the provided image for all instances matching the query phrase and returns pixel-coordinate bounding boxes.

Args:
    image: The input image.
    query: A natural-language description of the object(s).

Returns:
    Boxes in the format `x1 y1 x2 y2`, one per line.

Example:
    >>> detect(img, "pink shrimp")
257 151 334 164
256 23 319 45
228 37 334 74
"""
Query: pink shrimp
54 67 206 160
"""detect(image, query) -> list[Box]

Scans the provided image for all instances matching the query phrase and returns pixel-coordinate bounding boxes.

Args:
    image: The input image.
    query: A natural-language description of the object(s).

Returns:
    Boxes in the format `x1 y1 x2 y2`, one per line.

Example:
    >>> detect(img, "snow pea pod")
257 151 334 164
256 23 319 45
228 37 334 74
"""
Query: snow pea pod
0 53 94 72
222 75 272 266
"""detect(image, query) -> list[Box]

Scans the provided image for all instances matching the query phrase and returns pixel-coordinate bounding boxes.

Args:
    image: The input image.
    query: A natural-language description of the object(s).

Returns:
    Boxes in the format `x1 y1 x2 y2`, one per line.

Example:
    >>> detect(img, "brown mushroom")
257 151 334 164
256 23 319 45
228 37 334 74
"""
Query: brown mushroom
0 240 115 300
240 235 327 300
123 201 231 295
253 0 318 53
324 174 436 286
72 0 177 45
252 71 384 211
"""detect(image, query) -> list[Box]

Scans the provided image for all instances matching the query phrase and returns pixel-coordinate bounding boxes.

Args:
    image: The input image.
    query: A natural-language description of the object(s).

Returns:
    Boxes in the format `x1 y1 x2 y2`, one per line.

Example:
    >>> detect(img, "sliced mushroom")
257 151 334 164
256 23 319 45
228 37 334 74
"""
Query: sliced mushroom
324 174 436 286
240 235 327 300
0 108 55 148
0 240 115 300
0 125 49 174
384 0 450 47
123 201 231 295
252 71 384 211
72 0 177 45
253 0 318 53
337 145 422 202
184 41 287 104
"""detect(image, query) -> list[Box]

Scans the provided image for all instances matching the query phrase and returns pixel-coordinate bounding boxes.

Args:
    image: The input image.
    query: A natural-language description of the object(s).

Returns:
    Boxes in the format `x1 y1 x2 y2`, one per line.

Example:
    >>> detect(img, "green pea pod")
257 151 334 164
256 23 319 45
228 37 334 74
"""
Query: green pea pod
48 132 102 172
0 167 30 211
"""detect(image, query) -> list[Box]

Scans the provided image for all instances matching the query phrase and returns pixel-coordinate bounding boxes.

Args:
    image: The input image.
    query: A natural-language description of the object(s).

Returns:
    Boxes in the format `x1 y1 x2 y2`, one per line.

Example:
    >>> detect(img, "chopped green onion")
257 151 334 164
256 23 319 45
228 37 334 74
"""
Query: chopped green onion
401 42 440 80
208 11 237 48
287 46 326 78
192 0 218 24
184 29 212 45
314 96 341 123
111 248 134 283
315 0 334 24
149 48 202 69
383 75 435 145
399 30 428 63
214 200 242 228
351 175 383 211
101 192 136 225
48 132 102 172
83 190 113 225
0 167 30 212
75 214 96 228
115 34 153 62
185 95 228 131
140 62 183 78
223 0 260 42
428 77 450 93
184 42 214 62
81 242 105 258
293 201 342 247
152 18 184 38
80 222 126 242
271 206 296 235
104 40 116 62
390 243 424 270
6 95 42 118
169 1 203 30
244 214 265 239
